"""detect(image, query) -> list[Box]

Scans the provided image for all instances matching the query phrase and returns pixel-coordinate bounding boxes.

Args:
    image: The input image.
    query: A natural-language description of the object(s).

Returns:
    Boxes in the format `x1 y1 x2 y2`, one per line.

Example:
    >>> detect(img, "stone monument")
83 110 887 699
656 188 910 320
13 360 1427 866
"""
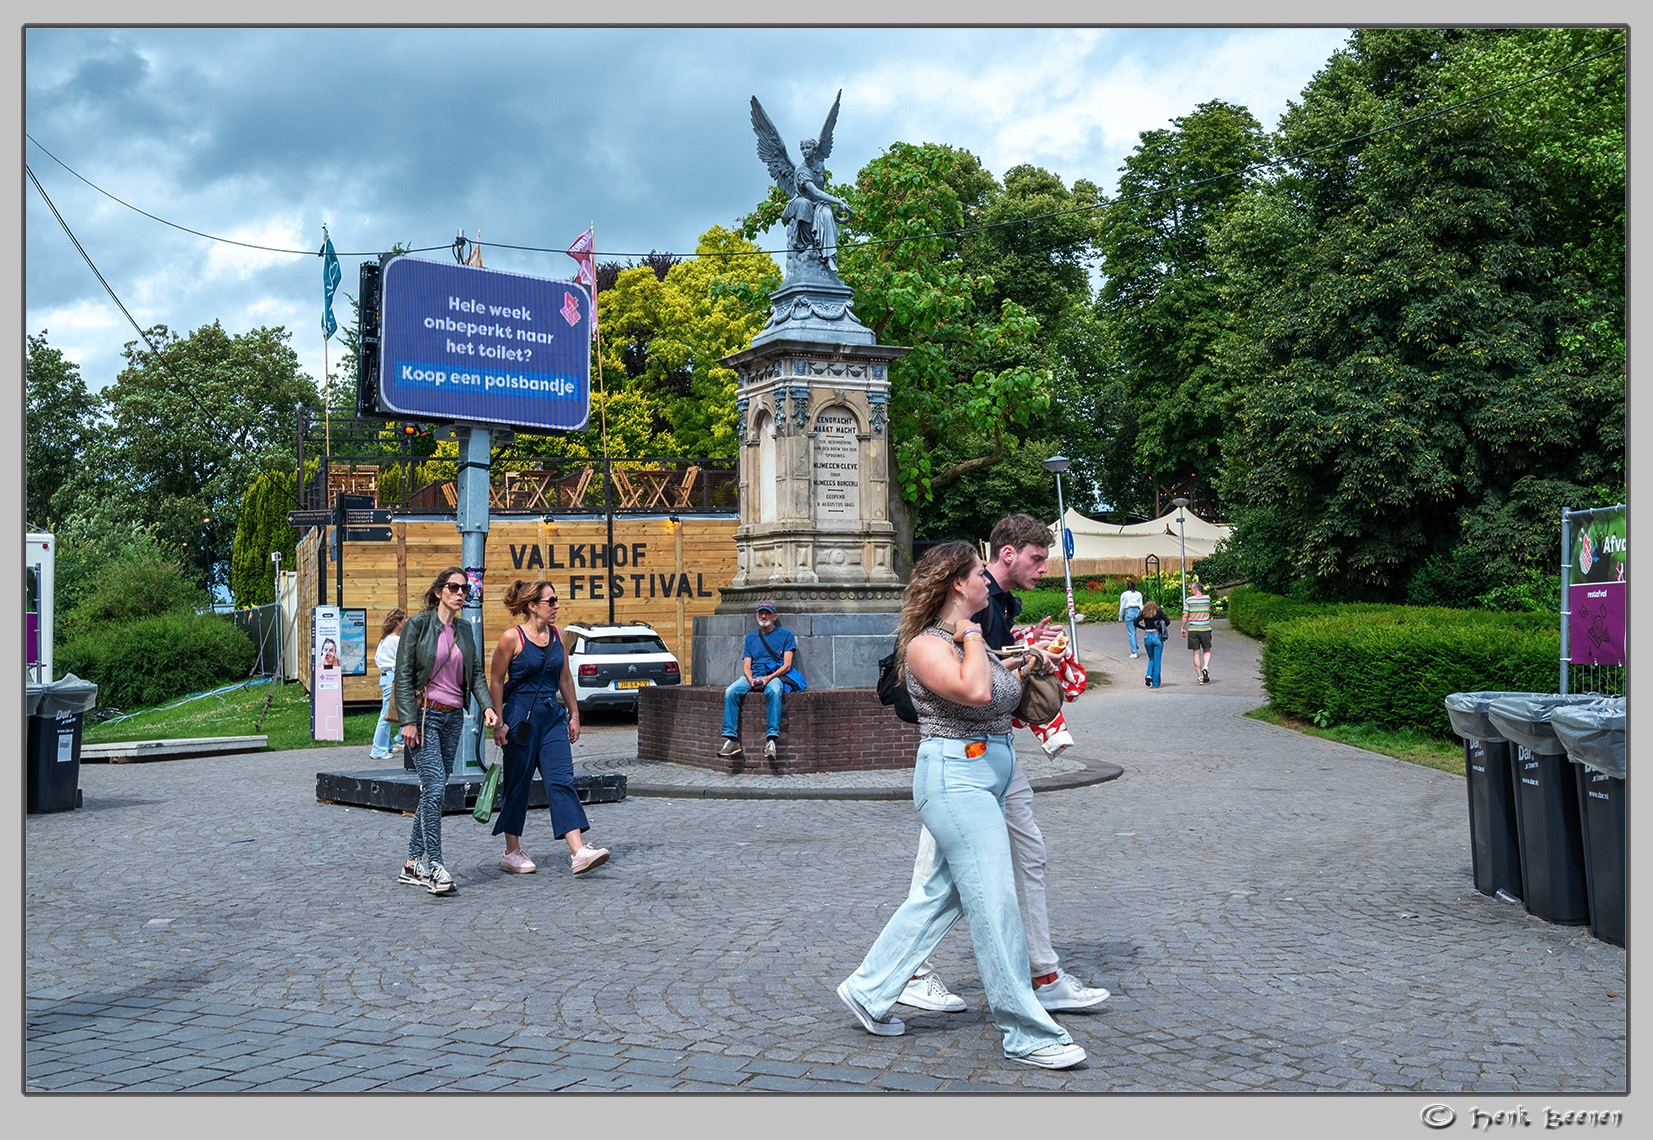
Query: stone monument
690 91 910 694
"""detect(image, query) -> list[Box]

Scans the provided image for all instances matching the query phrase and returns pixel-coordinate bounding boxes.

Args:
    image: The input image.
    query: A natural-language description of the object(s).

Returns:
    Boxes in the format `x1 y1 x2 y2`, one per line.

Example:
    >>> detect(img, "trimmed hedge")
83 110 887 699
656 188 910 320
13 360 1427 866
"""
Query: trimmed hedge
57 610 257 710
1260 608 1561 737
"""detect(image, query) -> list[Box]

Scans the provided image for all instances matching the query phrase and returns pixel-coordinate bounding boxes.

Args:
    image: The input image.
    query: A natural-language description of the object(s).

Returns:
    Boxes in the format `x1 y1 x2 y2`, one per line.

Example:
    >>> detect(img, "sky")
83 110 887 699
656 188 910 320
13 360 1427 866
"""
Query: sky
24 24 1358 398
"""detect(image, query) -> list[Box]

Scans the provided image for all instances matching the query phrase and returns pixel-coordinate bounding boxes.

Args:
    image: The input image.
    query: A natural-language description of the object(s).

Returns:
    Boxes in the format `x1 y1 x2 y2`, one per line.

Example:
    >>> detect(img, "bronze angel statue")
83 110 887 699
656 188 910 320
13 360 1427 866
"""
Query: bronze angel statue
750 90 854 277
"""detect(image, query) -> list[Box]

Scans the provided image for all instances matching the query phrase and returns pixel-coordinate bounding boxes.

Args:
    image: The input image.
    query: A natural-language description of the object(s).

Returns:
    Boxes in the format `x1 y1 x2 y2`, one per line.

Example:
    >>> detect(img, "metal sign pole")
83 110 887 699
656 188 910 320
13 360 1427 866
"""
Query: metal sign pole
454 425 492 775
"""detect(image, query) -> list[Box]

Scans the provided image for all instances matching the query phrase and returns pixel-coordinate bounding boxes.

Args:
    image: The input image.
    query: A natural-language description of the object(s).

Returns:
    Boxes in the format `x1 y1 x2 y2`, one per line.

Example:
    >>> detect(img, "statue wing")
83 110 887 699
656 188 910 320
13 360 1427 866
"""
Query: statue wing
815 89 843 162
750 97 797 195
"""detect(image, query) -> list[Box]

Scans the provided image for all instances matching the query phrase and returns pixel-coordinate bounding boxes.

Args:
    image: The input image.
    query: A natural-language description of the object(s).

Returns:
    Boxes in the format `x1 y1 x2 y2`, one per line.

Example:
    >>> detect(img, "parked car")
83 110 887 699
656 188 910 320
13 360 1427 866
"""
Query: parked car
561 621 681 713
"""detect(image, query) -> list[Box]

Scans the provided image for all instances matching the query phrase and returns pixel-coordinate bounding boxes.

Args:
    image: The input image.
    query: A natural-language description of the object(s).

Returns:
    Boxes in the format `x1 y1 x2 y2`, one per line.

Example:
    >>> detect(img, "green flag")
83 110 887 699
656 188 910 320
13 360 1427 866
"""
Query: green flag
321 230 341 340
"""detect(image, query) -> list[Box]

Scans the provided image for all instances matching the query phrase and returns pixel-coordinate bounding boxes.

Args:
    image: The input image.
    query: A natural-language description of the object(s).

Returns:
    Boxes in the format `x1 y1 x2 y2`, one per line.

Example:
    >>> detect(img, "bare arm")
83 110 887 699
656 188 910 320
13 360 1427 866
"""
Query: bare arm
559 651 580 744
489 629 518 746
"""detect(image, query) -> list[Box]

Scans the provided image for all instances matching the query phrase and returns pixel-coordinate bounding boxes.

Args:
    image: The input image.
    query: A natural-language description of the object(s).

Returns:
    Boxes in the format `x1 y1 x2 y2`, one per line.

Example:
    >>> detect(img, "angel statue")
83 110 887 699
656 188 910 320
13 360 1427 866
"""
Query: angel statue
751 90 854 278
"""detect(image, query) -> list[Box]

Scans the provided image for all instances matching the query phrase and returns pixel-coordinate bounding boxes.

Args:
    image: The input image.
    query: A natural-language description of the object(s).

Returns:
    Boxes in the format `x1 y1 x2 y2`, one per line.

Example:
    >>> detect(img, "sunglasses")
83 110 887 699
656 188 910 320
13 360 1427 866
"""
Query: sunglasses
441 581 467 593
536 596 559 606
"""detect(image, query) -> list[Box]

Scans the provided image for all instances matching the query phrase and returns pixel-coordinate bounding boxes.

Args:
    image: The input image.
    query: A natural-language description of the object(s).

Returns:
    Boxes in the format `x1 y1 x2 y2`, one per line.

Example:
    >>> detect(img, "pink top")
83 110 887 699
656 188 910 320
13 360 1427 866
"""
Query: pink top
423 621 466 708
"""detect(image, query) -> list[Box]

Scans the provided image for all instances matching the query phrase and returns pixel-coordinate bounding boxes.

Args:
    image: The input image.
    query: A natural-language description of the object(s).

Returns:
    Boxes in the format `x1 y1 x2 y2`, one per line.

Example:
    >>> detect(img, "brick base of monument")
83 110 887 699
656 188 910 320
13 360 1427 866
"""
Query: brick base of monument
637 685 922 773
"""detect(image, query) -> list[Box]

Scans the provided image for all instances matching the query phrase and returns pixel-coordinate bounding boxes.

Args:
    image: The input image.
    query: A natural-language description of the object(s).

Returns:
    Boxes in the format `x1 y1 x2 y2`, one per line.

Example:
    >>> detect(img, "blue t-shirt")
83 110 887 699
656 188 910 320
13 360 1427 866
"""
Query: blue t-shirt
743 626 798 676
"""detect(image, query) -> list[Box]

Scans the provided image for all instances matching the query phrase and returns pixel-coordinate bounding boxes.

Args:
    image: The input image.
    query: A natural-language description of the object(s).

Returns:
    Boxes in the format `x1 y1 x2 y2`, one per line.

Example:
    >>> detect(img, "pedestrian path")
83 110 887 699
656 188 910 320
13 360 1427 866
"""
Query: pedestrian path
22 618 1629 1117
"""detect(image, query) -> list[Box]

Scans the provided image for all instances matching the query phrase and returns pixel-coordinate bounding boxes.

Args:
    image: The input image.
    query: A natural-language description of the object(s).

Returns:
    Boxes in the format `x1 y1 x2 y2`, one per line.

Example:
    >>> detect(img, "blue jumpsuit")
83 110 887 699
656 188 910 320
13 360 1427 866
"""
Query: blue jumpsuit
493 630 589 841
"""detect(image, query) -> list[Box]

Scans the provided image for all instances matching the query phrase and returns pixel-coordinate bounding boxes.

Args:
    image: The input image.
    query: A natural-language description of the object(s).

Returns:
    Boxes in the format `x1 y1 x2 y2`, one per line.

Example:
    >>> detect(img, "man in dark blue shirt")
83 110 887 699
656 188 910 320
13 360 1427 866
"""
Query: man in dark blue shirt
718 601 799 760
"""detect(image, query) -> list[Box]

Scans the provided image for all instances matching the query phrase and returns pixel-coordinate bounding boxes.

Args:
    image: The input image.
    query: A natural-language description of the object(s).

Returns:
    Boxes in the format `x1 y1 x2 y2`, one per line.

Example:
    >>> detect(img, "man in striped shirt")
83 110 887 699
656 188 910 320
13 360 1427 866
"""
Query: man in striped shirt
1181 578 1213 685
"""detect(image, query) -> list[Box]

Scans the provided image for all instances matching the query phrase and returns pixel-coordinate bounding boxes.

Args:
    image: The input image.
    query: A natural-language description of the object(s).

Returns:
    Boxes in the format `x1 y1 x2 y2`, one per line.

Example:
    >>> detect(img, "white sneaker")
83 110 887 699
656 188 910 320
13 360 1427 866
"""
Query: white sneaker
717 738 742 757
897 970 967 1012
1009 1042 1087 1069
571 846 610 875
1130 652 1139 659
1035 969 1110 1011
425 862 455 895
764 737 778 759
837 981 905 1036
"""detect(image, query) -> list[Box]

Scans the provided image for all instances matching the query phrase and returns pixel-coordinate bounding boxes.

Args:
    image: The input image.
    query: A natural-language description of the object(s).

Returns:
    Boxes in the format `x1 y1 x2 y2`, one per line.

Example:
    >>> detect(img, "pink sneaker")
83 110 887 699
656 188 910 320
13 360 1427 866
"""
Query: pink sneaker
499 849 537 874
570 846 610 875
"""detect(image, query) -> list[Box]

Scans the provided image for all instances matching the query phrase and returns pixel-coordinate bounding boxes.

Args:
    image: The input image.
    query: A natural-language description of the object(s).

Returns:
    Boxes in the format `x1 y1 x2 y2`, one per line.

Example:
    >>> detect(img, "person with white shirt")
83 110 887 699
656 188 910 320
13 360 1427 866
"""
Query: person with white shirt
1118 578 1144 660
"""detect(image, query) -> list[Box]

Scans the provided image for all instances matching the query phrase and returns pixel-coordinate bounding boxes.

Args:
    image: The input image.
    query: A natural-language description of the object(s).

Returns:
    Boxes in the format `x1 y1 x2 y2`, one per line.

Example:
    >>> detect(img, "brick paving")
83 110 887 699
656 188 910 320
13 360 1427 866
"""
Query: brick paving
22 619 1629 1113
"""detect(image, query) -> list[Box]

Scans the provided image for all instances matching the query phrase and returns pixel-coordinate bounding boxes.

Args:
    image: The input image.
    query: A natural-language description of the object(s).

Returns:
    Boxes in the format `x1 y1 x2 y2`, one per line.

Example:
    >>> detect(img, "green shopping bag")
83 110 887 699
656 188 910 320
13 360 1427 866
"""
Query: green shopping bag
472 761 502 823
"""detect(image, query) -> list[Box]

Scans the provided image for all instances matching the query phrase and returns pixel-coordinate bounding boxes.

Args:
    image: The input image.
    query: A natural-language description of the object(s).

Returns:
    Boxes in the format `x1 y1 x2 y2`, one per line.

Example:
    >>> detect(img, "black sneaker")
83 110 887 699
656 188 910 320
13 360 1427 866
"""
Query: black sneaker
1145 676 1152 688
1202 668 1210 684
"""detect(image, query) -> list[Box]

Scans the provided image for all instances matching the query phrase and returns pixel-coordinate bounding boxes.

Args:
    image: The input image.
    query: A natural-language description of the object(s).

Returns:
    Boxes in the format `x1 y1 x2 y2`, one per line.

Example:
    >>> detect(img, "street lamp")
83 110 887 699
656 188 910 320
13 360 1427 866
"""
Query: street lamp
1041 455 1081 658
1172 497 1189 612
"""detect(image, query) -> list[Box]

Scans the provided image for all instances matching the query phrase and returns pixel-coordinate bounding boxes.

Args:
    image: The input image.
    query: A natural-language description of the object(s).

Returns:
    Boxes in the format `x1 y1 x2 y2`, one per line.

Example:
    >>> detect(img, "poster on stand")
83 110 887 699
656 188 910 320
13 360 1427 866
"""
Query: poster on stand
1568 506 1626 667
312 605 344 740
339 608 368 676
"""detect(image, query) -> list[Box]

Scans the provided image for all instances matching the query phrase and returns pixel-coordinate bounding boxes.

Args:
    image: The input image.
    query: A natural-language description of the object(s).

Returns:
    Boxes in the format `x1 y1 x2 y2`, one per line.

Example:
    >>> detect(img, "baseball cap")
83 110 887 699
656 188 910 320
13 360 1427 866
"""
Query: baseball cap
755 600 777 614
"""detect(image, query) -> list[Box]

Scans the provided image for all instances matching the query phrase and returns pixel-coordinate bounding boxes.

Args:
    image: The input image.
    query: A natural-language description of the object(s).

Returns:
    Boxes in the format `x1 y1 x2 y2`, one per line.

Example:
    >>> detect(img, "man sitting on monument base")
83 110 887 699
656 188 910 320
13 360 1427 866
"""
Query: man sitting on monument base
718 601 801 762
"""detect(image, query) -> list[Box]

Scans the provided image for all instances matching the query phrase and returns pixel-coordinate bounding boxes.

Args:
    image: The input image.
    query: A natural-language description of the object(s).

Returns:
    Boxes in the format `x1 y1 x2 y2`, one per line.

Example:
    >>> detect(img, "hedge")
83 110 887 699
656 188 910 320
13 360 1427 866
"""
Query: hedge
58 610 258 710
1259 609 1561 737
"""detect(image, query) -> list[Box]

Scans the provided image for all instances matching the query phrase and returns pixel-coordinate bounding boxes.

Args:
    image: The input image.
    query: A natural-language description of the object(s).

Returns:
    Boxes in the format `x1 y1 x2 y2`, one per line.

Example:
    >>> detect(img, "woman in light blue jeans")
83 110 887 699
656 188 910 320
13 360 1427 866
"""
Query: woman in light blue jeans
836 542 1083 1070
369 608 407 760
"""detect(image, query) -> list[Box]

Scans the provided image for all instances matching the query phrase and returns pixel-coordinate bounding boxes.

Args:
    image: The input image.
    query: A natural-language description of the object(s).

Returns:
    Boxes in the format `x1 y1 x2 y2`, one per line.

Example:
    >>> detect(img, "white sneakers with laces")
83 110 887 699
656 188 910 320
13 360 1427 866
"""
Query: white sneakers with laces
1009 1042 1087 1069
897 968 967 1012
1034 968 1110 1011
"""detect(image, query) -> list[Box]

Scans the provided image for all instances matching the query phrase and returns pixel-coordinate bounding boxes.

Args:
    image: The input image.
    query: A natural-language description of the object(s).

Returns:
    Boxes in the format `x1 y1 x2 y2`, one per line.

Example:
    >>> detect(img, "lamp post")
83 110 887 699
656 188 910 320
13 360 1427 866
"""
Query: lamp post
1042 455 1081 658
1172 496 1189 612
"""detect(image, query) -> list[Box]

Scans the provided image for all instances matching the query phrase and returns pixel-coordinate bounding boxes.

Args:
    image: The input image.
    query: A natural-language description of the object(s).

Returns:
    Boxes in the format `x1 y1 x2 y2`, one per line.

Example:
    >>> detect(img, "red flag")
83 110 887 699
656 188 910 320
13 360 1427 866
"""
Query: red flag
566 227 595 290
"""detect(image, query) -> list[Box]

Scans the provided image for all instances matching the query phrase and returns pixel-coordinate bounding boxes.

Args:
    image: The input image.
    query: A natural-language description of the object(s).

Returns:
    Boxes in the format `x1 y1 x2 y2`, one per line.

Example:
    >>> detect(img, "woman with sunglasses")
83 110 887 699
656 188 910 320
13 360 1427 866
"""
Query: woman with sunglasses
393 566 500 895
487 579 610 876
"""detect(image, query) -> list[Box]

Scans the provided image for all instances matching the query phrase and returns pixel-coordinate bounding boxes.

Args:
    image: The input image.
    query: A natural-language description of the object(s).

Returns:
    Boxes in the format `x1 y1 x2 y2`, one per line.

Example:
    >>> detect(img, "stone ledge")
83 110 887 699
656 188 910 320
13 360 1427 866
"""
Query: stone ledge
638 685 921 773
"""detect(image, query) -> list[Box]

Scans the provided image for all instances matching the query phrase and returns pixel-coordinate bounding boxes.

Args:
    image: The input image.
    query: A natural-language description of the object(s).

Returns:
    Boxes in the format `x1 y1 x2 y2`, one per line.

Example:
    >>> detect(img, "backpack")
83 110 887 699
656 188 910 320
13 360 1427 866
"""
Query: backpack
875 645 919 724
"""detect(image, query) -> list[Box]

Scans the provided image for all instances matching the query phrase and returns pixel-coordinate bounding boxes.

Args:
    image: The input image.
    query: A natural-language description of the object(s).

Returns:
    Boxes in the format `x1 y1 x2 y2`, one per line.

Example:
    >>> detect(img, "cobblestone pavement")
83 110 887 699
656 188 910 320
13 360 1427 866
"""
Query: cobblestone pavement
20 619 1632 1127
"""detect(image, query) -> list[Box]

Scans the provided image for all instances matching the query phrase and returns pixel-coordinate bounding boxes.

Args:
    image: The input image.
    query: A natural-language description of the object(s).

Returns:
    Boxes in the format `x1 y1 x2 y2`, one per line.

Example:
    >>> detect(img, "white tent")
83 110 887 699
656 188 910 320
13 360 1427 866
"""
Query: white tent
1050 507 1231 565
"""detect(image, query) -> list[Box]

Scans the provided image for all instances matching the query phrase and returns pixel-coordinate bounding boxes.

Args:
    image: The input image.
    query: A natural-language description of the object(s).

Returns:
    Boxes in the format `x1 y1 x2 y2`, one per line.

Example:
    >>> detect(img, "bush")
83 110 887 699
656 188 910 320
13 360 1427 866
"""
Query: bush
1259 608 1560 737
59 544 210 643
58 610 257 709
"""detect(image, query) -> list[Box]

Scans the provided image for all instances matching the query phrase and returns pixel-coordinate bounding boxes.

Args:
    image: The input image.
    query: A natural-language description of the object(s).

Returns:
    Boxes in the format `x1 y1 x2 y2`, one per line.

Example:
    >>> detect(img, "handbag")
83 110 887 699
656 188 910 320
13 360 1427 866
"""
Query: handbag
472 760 502 823
756 628 806 692
876 647 919 724
1016 668 1064 725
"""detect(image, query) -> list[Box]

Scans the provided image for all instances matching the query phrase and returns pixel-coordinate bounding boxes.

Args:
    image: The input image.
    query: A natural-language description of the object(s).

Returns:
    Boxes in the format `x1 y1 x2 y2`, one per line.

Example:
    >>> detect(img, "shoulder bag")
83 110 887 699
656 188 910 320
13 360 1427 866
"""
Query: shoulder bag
756 628 807 692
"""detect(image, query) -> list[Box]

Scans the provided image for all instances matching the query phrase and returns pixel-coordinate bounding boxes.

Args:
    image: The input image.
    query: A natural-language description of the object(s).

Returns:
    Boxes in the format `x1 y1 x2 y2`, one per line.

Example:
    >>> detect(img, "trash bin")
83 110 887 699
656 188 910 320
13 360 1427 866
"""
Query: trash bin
1486 694 1600 926
1444 691 1531 902
1552 698 1627 947
26 674 99 813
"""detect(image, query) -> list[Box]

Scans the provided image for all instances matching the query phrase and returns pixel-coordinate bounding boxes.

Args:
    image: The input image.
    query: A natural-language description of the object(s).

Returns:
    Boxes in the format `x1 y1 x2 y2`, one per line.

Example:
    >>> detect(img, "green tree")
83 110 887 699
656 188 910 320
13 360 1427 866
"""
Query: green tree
75 322 320 587
1214 30 1622 599
25 331 98 528
1095 99 1269 519
229 469 301 607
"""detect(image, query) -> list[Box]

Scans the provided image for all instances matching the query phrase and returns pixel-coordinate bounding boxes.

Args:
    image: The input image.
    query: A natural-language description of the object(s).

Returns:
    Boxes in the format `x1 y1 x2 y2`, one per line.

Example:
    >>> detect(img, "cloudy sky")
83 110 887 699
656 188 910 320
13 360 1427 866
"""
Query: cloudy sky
24 24 1360 396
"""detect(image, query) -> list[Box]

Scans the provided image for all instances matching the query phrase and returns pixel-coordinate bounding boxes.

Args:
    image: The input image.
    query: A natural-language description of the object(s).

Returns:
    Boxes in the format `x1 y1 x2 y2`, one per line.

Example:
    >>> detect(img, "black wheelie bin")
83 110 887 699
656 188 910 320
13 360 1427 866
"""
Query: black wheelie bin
1486 694 1600 926
1444 691 1530 902
26 674 99 813
1552 698 1627 947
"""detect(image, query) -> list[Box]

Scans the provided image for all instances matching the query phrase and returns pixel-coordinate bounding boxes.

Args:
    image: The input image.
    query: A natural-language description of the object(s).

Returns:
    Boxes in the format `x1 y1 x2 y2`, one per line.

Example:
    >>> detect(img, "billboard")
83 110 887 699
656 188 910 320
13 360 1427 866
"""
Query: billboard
1568 506 1626 667
376 256 591 431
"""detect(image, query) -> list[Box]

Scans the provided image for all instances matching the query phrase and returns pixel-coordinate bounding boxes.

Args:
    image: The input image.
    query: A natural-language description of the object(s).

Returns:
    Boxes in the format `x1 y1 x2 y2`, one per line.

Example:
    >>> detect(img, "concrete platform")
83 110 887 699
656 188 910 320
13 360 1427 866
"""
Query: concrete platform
314 767 627 814
79 735 268 762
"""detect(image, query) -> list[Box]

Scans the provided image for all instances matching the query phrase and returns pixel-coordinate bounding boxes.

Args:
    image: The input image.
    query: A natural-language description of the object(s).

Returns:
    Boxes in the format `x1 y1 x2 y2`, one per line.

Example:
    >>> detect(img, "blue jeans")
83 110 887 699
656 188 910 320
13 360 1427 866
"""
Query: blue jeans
370 668 397 758
1123 606 1141 654
407 706 462 868
842 734 1073 1058
1143 631 1163 687
723 676 783 738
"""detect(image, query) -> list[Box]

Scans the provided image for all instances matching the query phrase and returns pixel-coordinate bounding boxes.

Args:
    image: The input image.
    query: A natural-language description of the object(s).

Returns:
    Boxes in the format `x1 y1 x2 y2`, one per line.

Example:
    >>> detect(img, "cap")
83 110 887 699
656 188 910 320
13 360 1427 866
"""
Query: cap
755 600 777 614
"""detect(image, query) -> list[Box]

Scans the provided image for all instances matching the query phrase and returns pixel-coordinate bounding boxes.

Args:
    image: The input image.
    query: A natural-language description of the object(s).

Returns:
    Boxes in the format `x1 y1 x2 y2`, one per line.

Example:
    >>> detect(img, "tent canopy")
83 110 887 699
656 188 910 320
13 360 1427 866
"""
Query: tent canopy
1050 507 1231 563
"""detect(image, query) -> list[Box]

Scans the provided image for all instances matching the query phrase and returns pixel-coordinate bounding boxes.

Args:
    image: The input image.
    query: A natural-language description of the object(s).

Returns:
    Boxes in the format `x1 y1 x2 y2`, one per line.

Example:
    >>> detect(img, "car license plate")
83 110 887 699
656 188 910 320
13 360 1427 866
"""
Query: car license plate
614 679 651 690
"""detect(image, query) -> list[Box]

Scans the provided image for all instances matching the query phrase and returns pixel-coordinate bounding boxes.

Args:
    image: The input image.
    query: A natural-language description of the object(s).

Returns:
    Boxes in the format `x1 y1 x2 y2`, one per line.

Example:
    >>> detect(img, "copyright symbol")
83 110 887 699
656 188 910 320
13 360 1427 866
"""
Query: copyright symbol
1420 1104 1456 1129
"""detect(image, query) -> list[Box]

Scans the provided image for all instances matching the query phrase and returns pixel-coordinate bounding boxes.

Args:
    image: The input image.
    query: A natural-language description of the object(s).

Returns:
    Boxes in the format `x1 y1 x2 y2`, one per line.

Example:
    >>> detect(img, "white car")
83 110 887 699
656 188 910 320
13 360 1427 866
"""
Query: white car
561 621 682 712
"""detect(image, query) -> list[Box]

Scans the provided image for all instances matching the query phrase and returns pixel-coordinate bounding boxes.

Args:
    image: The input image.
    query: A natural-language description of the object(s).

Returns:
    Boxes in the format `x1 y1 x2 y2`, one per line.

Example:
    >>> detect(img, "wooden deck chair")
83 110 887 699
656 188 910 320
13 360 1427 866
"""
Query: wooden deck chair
667 465 701 509
557 466 594 509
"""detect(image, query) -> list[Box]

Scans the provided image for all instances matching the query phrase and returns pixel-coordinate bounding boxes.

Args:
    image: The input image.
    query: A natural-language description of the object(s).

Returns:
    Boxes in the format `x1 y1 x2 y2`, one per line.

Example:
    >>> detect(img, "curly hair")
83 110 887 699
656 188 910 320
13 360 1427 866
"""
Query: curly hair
894 540 980 678
421 566 465 611
500 578 556 618
988 513 1054 560
380 607 408 637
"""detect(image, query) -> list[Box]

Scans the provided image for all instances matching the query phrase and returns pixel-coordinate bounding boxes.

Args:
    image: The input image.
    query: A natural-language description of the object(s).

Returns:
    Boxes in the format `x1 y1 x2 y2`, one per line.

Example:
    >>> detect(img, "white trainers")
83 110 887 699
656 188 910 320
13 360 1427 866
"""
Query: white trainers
837 981 905 1036
897 969 967 1012
1034 969 1110 1011
764 737 778 759
1130 652 1139 659
425 862 455 895
717 737 742 757
571 846 610 875
1009 1042 1087 1069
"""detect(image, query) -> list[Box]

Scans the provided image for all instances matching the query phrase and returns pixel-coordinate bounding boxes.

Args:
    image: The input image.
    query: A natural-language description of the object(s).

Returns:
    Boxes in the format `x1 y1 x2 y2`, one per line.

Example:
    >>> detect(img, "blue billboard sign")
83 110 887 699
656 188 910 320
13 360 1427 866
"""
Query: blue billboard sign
377 257 591 431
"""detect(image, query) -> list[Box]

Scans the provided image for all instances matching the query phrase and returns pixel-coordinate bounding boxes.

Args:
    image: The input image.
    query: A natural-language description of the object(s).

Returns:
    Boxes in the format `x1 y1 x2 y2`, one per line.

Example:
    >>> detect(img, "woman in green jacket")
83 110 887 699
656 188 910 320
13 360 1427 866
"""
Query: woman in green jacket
393 566 500 895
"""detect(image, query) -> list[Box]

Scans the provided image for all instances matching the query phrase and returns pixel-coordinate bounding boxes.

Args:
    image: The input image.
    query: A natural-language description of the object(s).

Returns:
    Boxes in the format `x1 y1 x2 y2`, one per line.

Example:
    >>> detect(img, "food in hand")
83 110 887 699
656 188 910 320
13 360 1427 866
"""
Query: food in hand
1046 631 1068 653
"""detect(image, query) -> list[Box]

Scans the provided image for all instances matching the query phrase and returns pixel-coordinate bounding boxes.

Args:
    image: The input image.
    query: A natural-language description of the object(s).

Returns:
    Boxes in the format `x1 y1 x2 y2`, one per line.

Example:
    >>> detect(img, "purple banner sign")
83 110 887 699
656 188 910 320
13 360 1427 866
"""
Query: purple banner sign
1568 505 1627 666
